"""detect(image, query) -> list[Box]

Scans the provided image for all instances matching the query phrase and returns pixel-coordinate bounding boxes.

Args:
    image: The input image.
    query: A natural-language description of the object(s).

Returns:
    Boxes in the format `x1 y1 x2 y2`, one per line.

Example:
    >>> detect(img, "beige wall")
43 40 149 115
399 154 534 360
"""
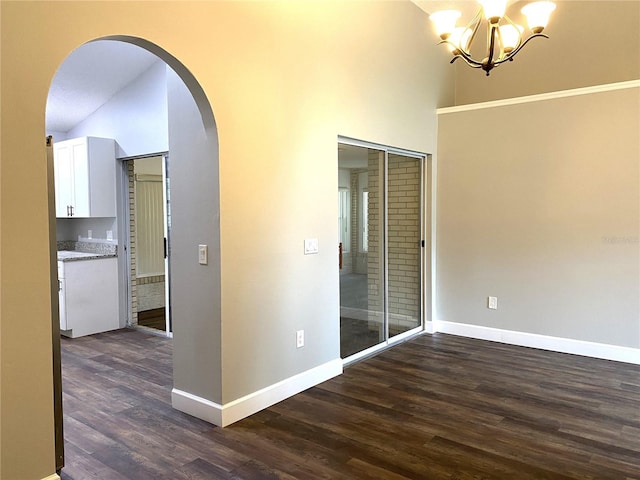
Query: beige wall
453 1 640 105
438 0 640 353
437 86 640 348
0 1 452 478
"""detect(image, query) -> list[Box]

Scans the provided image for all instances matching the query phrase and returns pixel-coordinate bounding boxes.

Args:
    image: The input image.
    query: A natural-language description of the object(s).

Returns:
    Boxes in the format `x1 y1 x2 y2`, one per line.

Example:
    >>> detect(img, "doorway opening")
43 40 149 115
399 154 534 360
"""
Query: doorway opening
338 139 427 361
46 36 219 473
124 153 172 335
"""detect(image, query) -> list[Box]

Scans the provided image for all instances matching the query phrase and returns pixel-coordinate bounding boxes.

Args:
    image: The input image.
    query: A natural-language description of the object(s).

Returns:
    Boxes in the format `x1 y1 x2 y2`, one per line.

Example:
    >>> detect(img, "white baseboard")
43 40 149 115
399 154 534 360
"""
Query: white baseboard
171 388 224 426
424 321 436 334
41 474 60 480
172 358 343 427
433 320 640 365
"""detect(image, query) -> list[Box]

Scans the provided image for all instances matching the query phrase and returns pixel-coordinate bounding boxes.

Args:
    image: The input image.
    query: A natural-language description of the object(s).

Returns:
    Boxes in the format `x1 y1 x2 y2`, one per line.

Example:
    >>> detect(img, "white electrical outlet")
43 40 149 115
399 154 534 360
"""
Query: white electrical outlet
488 296 498 310
296 330 304 348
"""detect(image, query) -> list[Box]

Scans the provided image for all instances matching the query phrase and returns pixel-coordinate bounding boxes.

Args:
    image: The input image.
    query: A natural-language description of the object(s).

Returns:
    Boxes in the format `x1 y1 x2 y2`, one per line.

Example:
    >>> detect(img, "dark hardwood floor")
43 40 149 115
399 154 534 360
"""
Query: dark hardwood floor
60 329 640 479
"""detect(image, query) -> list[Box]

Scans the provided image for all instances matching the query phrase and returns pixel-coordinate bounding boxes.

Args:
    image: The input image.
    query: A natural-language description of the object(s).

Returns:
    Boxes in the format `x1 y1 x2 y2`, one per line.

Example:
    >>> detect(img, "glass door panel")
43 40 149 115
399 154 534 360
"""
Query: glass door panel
339 143 423 358
338 145 384 358
387 153 422 338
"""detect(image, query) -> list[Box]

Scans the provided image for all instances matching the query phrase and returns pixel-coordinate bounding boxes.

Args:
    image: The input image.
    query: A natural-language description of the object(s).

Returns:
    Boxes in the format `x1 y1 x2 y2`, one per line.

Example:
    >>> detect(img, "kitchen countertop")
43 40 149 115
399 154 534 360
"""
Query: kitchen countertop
57 250 117 262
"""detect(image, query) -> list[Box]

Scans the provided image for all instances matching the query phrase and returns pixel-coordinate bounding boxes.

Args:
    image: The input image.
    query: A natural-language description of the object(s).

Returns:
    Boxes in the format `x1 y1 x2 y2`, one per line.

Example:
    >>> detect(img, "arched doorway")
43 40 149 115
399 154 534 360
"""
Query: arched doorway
46 36 221 473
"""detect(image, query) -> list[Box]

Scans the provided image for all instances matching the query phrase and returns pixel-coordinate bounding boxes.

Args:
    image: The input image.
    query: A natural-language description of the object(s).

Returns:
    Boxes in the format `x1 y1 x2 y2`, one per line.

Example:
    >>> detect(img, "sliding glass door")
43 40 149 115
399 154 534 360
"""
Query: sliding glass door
338 142 424 359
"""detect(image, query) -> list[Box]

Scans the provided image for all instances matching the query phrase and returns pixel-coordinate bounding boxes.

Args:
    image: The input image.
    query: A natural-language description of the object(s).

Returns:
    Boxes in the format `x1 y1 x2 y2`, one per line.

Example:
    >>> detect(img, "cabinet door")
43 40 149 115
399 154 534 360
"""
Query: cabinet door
54 137 116 218
63 258 119 337
71 139 90 217
86 137 116 217
54 143 73 217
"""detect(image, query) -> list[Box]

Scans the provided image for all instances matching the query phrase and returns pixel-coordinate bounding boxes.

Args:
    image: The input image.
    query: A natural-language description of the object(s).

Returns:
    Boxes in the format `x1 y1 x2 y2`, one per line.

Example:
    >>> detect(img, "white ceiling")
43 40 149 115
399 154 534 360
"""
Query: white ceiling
46 40 160 133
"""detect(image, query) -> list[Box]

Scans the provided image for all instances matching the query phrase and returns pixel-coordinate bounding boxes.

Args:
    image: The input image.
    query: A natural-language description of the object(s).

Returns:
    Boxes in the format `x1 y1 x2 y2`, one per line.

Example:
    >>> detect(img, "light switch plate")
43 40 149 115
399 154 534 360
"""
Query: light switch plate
198 244 208 265
488 296 498 310
304 238 319 255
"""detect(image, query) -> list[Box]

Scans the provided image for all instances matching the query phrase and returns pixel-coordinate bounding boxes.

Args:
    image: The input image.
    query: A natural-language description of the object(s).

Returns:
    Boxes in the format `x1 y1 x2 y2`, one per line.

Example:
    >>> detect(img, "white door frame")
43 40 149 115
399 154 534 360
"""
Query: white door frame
161 153 172 337
117 151 171 337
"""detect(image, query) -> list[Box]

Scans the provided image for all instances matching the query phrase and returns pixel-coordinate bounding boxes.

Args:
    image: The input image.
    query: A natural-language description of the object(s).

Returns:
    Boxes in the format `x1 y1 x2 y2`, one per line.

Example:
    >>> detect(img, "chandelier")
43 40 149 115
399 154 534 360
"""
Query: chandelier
429 1 556 76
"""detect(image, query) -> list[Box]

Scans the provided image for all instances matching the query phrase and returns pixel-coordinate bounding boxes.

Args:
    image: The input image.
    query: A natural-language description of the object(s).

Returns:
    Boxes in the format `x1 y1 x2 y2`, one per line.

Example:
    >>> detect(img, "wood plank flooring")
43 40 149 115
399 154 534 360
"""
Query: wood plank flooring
60 329 640 480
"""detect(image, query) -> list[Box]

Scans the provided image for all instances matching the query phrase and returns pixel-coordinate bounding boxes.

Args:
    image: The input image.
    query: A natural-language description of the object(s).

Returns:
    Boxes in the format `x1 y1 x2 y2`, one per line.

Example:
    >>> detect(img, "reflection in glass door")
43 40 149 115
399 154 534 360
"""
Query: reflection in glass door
338 145 384 358
338 142 423 359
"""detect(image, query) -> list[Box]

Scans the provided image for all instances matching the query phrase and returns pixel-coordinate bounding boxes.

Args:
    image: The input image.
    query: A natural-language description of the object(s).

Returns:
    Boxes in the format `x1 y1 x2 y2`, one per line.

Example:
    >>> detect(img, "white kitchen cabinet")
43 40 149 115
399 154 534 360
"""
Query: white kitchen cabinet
58 257 120 338
54 136 116 218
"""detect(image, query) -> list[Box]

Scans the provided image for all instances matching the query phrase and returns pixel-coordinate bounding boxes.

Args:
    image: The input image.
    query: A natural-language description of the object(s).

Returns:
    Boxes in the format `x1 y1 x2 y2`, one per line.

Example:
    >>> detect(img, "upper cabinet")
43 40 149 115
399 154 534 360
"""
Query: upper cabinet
54 137 116 218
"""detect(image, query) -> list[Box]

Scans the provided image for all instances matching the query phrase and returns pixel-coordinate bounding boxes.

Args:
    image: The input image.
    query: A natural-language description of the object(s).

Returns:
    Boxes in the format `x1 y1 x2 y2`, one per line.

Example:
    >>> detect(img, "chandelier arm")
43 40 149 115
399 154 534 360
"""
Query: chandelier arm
451 55 484 69
484 24 499 73
493 32 549 66
500 13 522 60
503 14 519 29
438 39 484 67
465 9 484 52
495 24 506 61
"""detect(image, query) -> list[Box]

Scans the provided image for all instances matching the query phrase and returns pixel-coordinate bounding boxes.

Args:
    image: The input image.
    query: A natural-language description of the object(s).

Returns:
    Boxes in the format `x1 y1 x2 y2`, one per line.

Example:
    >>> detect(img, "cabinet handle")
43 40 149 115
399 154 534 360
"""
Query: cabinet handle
70 205 74 217
58 280 62 292
66 205 70 216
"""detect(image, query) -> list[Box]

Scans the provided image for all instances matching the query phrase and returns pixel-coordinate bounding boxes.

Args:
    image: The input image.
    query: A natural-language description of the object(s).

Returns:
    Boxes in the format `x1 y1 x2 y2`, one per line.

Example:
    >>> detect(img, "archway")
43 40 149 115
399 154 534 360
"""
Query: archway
46 36 221 473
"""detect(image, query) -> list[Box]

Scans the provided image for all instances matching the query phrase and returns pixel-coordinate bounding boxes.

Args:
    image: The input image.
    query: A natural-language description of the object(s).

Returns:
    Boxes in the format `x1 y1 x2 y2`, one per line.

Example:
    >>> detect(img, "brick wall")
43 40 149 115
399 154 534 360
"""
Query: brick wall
366 151 421 332
387 153 421 333
128 161 138 325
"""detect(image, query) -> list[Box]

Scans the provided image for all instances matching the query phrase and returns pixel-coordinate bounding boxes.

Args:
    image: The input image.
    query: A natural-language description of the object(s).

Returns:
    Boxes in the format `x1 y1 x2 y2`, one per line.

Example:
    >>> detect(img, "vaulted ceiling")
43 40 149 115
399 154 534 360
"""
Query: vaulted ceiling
45 1 555 134
46 40 159 133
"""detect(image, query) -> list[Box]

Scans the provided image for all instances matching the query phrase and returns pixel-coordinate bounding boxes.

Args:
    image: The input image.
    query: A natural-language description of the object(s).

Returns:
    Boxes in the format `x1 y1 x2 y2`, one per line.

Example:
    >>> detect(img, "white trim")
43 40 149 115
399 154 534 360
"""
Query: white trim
343 341 387 365
429 154 437 326
172 388 223 426
437 80 640 115
172 358 343 427
433 320 640 365
388 325 424 344
41 475 60 480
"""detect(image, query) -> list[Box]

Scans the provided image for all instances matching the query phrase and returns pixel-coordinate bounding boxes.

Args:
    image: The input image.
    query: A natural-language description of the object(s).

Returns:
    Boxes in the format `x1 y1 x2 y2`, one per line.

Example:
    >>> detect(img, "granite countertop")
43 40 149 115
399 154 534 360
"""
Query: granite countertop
57 250 117 262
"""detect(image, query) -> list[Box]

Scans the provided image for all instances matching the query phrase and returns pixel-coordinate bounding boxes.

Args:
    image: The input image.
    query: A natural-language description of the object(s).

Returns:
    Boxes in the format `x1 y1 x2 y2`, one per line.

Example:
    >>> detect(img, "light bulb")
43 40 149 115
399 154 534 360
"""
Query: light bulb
479 0 508 23
430 10 461 40
521 1 556 33
448 27 472 54
499 24 524 53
